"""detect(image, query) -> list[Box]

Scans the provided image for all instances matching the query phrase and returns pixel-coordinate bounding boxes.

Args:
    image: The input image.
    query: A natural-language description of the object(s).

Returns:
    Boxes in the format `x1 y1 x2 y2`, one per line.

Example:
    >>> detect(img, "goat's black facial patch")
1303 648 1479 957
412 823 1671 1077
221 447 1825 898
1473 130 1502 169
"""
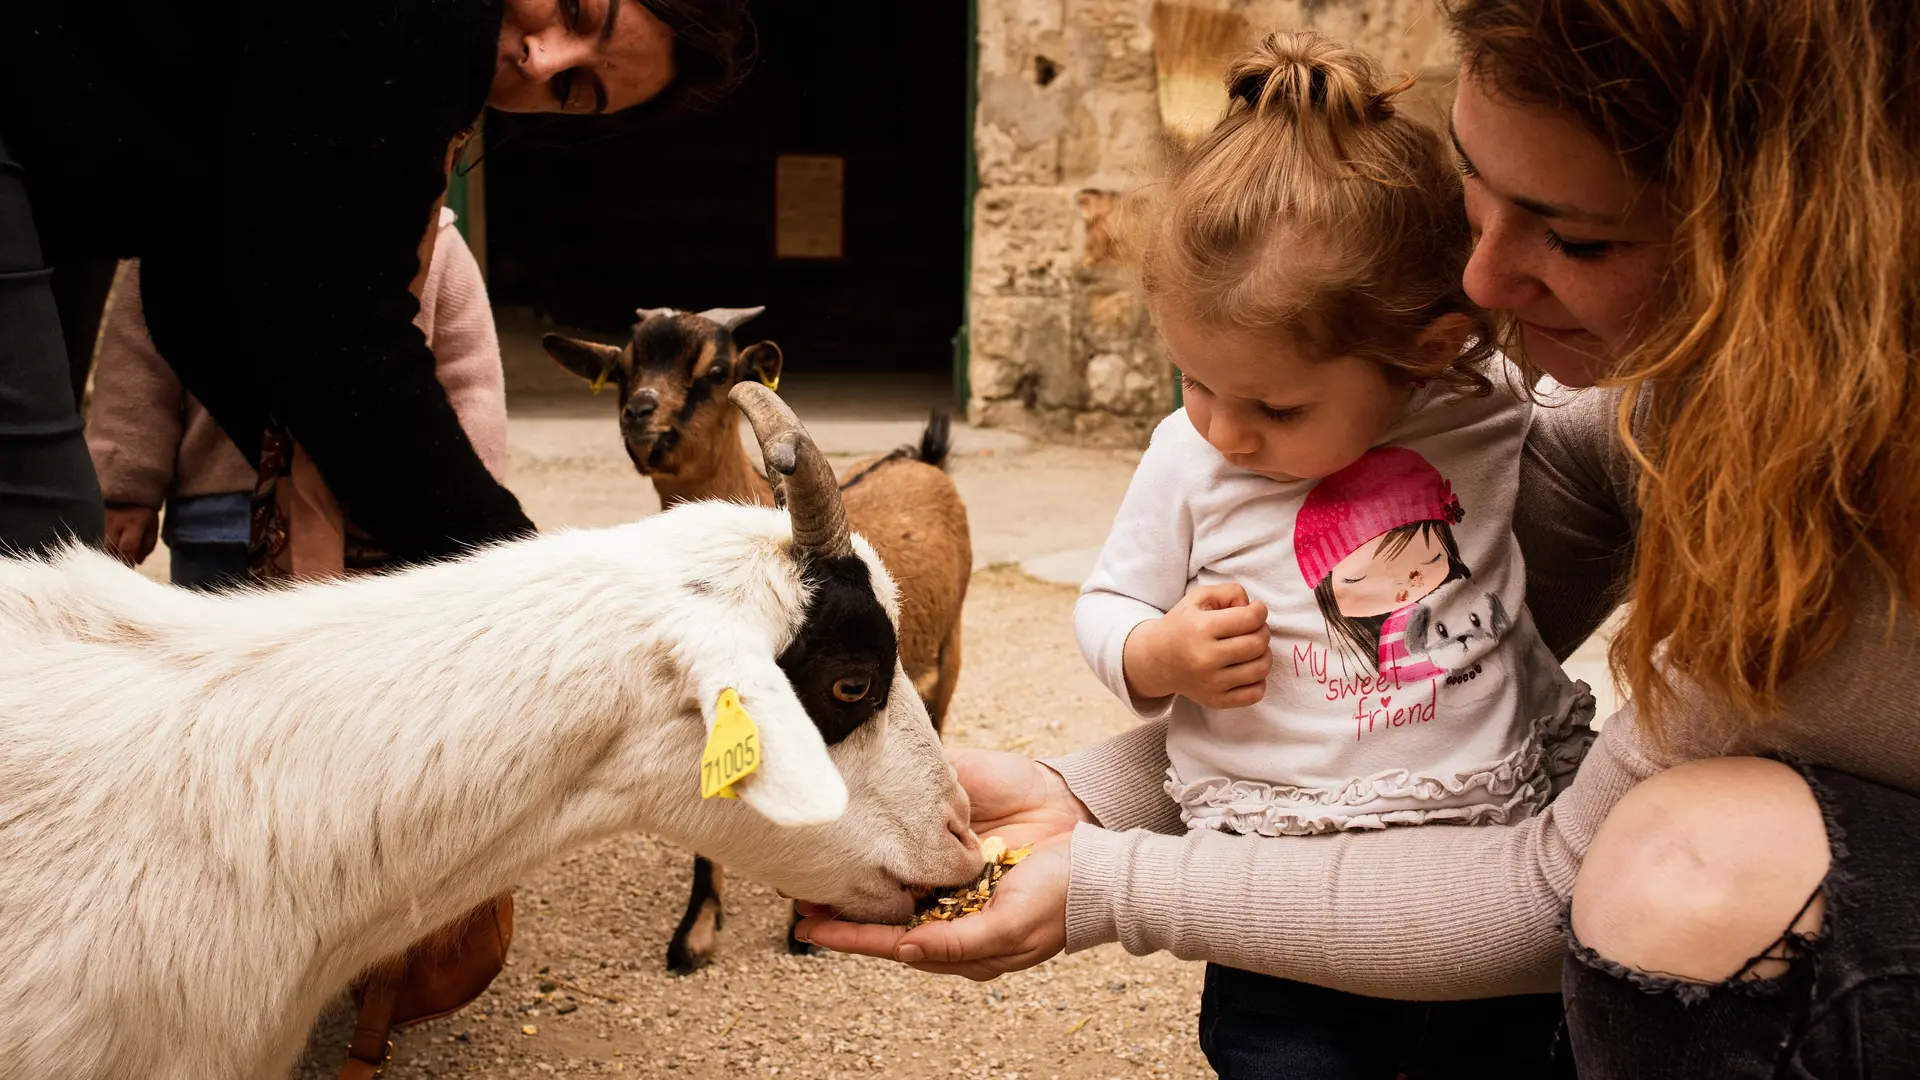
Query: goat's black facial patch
674 351 733 424
630 316 694 373
776 555 897 745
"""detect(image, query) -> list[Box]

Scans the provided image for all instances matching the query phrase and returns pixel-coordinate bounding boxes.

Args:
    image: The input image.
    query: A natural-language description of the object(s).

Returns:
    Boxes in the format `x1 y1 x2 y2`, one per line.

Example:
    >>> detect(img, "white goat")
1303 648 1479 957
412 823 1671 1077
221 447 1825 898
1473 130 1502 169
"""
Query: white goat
0 385 981 1080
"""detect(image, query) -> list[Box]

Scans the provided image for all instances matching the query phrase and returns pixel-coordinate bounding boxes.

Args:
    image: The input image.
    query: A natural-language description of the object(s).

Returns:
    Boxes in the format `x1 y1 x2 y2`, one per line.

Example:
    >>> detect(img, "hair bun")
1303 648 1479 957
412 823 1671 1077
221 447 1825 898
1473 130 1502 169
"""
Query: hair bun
1226 30 1399 128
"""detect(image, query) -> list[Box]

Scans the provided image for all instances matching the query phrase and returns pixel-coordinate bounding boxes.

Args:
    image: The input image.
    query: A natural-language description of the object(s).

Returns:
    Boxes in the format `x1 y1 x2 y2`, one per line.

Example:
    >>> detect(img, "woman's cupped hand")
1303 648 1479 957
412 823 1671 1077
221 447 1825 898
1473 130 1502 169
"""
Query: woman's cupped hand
793 746 1095 980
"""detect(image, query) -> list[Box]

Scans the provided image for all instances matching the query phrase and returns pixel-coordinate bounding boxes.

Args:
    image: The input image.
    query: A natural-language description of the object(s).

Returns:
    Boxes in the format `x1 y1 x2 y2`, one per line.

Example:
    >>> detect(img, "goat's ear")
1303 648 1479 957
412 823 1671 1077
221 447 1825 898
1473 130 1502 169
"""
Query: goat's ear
738 341 784 390
698 306 766 332
691 652 848 827
542 334 624 384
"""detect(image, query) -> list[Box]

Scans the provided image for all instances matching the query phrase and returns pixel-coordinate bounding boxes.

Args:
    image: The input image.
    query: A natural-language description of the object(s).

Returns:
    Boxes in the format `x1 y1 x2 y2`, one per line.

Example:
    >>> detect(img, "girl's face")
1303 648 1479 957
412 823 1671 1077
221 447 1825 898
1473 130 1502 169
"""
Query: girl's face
1452 66 1673 388
492 0 676 114
1330 529 1448 618
1160 308 1410 483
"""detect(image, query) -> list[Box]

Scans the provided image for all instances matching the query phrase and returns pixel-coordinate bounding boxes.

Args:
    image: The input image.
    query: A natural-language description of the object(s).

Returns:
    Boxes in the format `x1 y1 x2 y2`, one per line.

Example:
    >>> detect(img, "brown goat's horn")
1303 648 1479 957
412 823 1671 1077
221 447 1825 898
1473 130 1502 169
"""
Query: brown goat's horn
729 382 852 561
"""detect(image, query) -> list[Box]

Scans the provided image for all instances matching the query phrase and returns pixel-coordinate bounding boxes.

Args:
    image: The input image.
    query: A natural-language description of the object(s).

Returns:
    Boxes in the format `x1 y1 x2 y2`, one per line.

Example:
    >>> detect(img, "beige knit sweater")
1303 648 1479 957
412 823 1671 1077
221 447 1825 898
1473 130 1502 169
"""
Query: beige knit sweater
1048 384 1920 1000
86 207 508 507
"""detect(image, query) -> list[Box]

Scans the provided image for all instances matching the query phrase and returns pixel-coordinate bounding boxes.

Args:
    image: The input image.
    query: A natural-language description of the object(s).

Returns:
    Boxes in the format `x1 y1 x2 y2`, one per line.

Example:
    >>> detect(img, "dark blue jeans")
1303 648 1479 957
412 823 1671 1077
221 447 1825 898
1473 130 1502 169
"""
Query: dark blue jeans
162 491 251 592
1200 965 1572 1080
167 539 250 592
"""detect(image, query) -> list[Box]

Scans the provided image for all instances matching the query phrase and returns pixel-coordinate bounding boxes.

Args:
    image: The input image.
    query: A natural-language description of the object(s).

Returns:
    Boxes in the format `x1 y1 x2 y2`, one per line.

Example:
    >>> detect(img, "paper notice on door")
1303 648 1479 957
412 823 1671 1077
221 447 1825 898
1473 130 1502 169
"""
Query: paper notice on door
775 154 845 260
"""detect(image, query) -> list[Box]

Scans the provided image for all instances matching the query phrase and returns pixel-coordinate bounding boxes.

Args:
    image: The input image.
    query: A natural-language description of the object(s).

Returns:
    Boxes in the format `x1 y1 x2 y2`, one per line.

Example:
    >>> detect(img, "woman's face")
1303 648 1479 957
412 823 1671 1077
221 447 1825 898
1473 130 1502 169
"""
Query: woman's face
493 0 676 114
1451 66 1673 387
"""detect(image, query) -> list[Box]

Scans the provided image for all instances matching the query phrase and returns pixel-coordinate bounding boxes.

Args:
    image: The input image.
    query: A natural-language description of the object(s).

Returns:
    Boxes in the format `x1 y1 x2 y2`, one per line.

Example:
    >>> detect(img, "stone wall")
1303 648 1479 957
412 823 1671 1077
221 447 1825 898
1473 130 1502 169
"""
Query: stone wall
966 0 1454 446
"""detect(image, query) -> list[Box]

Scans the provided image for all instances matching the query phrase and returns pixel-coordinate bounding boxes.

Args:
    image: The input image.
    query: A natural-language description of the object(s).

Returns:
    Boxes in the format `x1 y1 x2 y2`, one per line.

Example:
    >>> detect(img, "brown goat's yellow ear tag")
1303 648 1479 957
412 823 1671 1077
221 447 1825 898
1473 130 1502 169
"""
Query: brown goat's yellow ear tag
700 689 760 799
589 367 610 395
758 371 779 392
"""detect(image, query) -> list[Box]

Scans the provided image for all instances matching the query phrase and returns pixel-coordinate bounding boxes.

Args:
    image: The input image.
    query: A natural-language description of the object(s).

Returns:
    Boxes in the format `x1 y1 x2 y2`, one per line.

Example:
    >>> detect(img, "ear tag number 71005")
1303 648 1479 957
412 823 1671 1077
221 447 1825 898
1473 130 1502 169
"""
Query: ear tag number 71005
700 688 760 799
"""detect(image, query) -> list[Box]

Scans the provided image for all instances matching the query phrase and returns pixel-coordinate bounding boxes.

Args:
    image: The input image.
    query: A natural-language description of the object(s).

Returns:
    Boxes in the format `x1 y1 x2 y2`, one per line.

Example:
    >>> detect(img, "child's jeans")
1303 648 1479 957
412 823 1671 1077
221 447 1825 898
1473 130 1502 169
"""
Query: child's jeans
1199 964 1573 1080
162 491 251 592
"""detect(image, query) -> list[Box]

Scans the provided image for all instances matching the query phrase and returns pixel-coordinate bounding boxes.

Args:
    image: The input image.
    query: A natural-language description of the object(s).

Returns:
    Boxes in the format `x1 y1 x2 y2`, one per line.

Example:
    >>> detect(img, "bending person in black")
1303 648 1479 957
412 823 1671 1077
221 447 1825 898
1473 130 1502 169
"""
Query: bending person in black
0 0 747 563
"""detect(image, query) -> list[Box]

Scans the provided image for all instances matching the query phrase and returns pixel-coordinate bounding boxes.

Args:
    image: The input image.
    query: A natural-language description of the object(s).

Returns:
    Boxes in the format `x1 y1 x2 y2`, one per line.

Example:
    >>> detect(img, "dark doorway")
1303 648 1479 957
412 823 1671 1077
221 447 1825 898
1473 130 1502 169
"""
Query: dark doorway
483 1 969 376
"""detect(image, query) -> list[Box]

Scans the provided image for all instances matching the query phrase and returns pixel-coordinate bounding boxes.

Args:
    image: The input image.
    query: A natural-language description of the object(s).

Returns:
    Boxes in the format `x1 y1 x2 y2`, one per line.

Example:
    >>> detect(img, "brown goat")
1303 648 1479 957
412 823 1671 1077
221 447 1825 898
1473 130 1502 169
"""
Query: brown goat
544 307 971 972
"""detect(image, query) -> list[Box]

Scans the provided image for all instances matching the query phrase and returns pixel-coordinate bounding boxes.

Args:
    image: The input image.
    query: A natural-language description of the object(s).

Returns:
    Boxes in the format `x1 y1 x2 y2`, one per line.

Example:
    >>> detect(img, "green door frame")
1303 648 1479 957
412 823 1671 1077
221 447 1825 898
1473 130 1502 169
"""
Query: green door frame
952 0 979 408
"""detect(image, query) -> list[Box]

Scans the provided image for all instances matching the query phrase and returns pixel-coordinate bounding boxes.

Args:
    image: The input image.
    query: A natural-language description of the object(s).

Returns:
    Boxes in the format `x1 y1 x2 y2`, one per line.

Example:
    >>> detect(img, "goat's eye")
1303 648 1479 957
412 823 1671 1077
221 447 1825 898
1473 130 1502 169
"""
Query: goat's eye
1469 614 1482 628
832 677 871 703
1434 622 1449 639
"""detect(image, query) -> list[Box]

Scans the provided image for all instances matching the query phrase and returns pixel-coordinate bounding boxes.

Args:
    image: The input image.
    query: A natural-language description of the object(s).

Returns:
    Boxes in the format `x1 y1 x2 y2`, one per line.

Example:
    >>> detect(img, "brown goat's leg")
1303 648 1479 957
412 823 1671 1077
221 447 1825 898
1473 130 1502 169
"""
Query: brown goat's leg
666 856 726 974
786 901 821 956
926 621 963 734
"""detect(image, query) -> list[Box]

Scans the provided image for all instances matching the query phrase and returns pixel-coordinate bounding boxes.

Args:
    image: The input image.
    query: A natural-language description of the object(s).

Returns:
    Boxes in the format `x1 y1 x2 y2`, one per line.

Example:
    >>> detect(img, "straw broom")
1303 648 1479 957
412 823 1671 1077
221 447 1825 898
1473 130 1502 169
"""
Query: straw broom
1149 2 1254 147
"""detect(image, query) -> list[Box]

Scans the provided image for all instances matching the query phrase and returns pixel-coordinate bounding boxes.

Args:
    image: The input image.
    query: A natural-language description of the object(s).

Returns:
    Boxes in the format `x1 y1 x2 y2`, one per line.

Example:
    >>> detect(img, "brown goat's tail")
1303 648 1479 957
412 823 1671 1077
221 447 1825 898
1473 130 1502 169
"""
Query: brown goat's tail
837 411 955 492
915 410 952 470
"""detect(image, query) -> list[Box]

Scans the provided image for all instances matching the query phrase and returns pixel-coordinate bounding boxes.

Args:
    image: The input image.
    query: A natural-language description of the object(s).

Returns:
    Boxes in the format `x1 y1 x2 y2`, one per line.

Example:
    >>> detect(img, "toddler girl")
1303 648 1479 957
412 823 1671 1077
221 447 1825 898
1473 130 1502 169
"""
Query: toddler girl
1075 31 1592 1077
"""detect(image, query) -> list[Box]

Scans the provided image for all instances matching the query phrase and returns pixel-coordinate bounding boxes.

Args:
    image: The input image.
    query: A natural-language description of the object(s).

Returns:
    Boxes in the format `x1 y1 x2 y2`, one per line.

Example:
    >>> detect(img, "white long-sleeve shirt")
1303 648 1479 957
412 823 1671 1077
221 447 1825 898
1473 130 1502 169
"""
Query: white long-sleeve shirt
1074 381 1591 835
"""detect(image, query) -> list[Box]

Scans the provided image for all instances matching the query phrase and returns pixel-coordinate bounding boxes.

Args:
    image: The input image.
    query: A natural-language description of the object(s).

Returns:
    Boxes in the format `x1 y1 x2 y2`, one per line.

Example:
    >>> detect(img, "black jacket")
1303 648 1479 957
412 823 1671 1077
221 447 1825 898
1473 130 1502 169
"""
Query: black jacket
1 0 535 564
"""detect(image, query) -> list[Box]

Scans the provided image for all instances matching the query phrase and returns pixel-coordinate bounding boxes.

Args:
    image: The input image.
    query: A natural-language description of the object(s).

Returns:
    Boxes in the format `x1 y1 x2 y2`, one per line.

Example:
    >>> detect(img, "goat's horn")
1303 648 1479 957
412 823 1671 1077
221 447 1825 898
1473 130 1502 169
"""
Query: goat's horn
729 382 852 560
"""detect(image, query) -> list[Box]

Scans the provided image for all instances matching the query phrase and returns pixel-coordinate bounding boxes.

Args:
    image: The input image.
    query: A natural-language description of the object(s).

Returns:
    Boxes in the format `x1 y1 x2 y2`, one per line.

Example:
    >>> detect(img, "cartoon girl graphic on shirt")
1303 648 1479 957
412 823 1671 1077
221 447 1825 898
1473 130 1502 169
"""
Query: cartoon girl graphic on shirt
1294 447 1470 681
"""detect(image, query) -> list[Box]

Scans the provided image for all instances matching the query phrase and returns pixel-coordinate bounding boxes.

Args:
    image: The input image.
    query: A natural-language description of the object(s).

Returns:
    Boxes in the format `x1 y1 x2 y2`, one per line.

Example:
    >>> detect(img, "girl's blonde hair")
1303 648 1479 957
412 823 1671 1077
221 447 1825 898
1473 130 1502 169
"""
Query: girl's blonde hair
1139 30 1494 391
1451 0 1920 744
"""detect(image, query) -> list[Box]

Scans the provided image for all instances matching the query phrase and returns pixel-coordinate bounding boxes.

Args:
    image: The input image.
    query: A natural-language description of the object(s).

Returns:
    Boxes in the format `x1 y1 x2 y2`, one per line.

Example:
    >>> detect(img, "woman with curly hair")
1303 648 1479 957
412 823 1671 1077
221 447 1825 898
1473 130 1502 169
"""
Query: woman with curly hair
809 2 1920 1075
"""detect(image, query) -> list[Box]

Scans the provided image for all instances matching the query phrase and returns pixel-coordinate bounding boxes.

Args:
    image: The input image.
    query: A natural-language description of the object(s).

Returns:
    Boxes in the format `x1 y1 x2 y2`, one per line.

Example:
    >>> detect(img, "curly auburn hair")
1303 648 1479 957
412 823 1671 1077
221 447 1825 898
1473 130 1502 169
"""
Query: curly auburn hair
1449 0 1920 743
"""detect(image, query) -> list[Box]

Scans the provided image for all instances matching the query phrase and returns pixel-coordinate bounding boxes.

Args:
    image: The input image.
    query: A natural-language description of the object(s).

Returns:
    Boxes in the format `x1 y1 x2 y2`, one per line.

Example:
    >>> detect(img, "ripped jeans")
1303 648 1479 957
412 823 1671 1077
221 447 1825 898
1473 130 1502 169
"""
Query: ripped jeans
1564 763 1920 1078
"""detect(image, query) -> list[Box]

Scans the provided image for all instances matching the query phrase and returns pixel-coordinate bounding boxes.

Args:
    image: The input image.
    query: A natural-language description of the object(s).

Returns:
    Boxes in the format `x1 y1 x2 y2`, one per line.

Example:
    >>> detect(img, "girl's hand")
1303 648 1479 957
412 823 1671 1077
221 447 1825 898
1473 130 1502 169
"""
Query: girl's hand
103 505 160 567
1123 583 1271 708
794 833 1072 981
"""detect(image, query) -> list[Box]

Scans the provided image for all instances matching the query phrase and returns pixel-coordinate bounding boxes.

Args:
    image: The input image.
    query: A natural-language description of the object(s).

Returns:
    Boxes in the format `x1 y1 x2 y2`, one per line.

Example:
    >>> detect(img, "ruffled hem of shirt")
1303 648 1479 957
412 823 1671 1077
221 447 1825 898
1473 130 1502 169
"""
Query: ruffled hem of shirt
1168 682 1598 836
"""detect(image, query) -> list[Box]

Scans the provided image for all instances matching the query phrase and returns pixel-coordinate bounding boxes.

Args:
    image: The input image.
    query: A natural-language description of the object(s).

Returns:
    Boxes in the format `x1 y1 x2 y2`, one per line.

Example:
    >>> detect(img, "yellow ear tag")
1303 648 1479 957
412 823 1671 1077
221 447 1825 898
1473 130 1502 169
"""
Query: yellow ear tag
700 689 761 800
589 368 610 395
758 371 780 392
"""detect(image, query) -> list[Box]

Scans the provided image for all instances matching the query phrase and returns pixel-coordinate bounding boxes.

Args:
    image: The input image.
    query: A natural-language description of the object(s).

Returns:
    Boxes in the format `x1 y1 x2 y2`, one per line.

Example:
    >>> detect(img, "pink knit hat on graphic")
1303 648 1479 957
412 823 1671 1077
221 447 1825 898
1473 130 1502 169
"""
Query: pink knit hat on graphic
1294 447 1464 587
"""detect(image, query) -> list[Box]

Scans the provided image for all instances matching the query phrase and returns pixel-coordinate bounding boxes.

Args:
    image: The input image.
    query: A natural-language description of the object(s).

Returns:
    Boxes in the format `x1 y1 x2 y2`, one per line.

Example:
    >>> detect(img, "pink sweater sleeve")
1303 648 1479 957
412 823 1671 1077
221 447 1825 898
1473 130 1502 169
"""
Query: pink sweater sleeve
417 215 509 484
84 261 184 508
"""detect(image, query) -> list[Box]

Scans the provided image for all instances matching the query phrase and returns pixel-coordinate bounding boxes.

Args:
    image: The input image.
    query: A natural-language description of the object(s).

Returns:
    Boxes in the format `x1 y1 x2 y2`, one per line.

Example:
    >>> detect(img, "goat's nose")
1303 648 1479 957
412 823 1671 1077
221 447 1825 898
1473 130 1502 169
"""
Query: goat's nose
623 390 659 425
947 808 980 858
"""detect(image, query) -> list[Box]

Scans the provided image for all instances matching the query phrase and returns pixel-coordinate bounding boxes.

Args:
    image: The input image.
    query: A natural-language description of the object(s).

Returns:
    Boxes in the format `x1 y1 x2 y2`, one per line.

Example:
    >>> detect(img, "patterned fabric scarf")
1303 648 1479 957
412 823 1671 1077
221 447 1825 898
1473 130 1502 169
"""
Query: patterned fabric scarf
247 420 394 581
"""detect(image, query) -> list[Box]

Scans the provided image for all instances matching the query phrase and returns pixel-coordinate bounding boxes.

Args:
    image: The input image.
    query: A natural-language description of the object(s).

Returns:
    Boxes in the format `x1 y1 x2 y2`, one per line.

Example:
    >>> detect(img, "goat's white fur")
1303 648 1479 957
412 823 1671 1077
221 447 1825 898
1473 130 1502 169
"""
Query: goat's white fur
0 501 973 1079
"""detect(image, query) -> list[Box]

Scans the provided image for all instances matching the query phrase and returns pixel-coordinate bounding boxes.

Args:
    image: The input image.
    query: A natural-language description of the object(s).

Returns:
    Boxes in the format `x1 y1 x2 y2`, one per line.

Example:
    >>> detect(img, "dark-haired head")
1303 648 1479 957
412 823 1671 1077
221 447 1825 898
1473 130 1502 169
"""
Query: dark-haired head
626 0 756 116
490 0 753 119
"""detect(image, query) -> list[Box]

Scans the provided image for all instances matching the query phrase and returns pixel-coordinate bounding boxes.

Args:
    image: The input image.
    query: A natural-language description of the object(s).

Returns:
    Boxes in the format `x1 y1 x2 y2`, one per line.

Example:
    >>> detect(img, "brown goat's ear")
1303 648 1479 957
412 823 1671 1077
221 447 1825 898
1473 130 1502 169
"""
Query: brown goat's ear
739 341 784 390
542 334 624 385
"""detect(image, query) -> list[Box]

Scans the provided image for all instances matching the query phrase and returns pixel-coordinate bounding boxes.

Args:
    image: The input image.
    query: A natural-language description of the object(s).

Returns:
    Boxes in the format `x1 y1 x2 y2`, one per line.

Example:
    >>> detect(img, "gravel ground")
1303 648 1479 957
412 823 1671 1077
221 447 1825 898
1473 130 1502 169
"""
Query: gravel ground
290 566 1213 1080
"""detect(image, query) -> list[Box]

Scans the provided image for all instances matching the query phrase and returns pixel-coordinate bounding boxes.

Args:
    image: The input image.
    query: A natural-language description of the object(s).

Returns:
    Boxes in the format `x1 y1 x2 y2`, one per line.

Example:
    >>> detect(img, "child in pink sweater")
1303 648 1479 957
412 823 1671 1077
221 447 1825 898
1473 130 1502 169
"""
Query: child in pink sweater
86 207 508 590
